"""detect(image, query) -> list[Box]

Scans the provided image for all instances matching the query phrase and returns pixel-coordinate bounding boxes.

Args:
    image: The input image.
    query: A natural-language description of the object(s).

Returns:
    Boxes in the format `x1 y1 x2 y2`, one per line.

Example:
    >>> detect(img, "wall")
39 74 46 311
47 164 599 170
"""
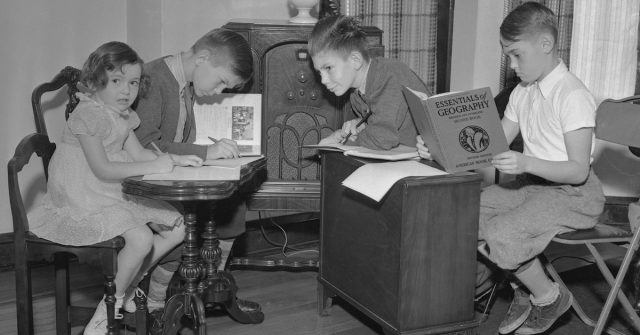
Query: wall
450 0 504 94
129 0 292 61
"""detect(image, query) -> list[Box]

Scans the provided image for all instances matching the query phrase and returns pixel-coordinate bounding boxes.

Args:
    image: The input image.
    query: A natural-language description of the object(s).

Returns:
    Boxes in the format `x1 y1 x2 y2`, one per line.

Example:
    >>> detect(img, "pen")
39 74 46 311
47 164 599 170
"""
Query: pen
208 136 219 143
341 108 373 144
150 141 164 155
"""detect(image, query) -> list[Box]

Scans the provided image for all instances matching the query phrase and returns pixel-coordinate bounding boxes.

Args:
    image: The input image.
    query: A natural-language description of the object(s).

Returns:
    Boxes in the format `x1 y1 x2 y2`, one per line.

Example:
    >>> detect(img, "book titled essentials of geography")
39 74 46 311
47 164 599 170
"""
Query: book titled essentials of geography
403 86 509 173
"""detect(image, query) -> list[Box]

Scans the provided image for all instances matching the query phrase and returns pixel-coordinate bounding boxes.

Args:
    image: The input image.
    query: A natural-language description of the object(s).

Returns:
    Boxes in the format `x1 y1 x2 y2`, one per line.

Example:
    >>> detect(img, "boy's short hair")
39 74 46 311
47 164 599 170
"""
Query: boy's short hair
192 28 253 84
500 1 558 43
81 41 149 96
308 15 370 61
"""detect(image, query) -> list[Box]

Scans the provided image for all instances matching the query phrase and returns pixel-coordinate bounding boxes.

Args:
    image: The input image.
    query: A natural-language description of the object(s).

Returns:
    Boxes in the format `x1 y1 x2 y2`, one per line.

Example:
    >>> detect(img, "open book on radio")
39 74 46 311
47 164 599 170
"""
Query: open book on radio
193 93 262 157
303 143 419 161
402 86 509 173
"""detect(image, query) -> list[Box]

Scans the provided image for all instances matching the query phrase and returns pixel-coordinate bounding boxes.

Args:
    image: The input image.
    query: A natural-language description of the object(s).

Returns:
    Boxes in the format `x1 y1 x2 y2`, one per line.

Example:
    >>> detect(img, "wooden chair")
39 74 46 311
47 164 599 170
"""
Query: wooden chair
9 133 132 335
31 66 82 136
538 96 640 335
12 67 147 335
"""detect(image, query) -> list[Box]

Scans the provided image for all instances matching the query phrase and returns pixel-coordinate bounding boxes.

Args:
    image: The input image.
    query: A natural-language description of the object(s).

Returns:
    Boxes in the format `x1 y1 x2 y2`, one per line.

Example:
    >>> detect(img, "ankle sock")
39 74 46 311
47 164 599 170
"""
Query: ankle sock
114 293 125 310
217 239 234 271
530 282 560 306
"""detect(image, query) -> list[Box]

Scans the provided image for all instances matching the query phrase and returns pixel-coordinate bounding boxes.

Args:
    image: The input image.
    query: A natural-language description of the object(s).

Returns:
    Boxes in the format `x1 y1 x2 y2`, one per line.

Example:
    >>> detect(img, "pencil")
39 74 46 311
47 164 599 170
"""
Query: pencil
208 136 219 143
341 108 373 144
150 141 163 155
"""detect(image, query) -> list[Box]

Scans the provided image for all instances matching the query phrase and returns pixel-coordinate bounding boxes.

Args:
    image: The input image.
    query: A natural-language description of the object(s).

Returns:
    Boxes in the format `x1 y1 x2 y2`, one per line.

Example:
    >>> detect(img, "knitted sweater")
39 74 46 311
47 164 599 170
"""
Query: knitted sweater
348 57 427 150
134 58 208 159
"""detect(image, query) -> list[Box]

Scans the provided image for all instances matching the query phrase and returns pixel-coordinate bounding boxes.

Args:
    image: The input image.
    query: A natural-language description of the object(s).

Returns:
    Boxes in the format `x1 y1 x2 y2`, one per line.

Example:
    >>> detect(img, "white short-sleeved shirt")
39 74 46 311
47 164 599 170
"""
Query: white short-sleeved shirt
504 61 596 162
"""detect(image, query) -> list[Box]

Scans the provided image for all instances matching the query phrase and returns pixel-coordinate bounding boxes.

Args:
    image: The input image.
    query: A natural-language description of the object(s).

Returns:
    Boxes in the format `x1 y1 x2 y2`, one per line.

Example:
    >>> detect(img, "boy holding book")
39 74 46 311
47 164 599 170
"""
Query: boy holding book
418 2 604 334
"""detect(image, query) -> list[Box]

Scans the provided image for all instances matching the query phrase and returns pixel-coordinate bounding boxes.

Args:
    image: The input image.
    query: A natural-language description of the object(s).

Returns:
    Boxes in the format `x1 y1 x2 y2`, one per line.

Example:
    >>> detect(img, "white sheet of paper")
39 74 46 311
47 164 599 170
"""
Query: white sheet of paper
203 155 263 166
142 165 240 181
342 161 448 201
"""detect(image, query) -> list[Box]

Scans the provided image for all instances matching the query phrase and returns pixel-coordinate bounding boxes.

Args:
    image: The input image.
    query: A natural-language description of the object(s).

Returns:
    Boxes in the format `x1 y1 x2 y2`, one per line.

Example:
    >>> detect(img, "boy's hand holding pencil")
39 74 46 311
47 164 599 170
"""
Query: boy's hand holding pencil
205 137 240 160
340 108 372 144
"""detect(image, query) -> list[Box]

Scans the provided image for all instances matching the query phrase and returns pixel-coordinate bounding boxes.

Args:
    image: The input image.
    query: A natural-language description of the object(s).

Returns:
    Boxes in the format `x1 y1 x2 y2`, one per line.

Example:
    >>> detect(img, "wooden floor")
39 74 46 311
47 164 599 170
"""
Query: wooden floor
0 256 637 335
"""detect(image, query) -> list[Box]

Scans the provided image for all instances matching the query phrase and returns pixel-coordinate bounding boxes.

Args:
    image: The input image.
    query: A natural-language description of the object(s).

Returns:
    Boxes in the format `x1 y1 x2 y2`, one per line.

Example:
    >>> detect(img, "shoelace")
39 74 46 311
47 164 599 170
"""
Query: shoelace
134 287 147 299
125 287 148 312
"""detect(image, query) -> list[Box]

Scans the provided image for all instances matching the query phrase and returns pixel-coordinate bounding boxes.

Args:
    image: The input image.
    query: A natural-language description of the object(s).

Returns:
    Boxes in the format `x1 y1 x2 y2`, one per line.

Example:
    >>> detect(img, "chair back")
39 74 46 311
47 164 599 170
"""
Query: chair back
8 133 55 245
595 95 640 148
31 66 82 136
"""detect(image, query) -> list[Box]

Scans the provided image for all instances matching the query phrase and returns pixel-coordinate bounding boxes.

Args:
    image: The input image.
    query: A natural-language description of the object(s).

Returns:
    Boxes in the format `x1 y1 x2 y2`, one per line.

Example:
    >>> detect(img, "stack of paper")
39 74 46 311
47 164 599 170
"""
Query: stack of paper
342 161 448 201
142 166 239 181
142 156 263 181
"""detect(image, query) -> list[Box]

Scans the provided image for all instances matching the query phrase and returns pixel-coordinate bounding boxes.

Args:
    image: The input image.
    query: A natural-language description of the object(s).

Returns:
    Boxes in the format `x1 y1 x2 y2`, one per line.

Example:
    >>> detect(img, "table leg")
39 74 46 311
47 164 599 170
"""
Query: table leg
155 204 207 335
200 202 264 324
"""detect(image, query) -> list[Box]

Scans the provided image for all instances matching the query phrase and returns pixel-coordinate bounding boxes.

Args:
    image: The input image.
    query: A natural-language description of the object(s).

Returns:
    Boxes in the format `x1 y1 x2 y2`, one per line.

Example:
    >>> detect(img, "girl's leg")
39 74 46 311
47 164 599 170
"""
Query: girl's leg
121 223 185 313
127 222 185 282
115 226 155 296
146 222 186 269
84 226 153 335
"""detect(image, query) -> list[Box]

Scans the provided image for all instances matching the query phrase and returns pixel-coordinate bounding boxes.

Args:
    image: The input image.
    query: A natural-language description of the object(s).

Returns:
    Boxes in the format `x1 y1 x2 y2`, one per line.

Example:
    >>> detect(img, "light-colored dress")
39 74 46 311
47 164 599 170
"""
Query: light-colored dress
29 94 182 246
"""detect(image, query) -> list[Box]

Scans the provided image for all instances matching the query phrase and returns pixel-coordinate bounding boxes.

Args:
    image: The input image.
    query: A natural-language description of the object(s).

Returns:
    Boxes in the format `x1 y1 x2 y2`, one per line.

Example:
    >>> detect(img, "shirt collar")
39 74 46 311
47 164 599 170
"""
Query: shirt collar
537 59 567 99
164 52 187 92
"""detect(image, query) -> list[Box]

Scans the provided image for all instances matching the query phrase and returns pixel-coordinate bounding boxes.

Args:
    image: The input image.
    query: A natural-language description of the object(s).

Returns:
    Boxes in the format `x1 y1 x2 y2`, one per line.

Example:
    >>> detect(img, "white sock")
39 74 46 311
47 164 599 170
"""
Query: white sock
530 282 560 306
217 239 235 271
114 293 125 310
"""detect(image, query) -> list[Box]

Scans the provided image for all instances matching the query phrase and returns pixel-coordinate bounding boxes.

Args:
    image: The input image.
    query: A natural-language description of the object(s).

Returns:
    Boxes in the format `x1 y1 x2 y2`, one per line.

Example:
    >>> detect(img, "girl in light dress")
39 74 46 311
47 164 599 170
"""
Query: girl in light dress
28 41 203 335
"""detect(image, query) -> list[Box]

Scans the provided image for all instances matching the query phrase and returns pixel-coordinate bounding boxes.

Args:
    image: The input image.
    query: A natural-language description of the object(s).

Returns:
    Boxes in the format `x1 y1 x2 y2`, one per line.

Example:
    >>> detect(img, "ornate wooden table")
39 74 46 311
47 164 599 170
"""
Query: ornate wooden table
122 158 267 334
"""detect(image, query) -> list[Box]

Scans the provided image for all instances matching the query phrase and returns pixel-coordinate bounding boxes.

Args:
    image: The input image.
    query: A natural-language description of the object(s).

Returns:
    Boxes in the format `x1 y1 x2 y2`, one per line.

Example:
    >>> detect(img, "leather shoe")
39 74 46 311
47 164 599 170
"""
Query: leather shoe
236 298 261 313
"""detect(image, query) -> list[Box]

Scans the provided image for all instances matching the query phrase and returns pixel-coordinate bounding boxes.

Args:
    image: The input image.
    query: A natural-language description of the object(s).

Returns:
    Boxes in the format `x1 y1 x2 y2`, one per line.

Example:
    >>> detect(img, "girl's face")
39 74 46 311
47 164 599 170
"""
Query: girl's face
312 50 358 96
94 63 141 112
192 57 243 96
500 35 548 84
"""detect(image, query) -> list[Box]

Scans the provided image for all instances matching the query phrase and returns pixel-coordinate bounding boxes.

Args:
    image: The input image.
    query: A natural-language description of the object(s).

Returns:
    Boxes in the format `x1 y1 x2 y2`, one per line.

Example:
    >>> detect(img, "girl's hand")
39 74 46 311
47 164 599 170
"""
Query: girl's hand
491 150 528 175
416 135 432 160
153 154 174 174
170 154 203 167
206 138 239 160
